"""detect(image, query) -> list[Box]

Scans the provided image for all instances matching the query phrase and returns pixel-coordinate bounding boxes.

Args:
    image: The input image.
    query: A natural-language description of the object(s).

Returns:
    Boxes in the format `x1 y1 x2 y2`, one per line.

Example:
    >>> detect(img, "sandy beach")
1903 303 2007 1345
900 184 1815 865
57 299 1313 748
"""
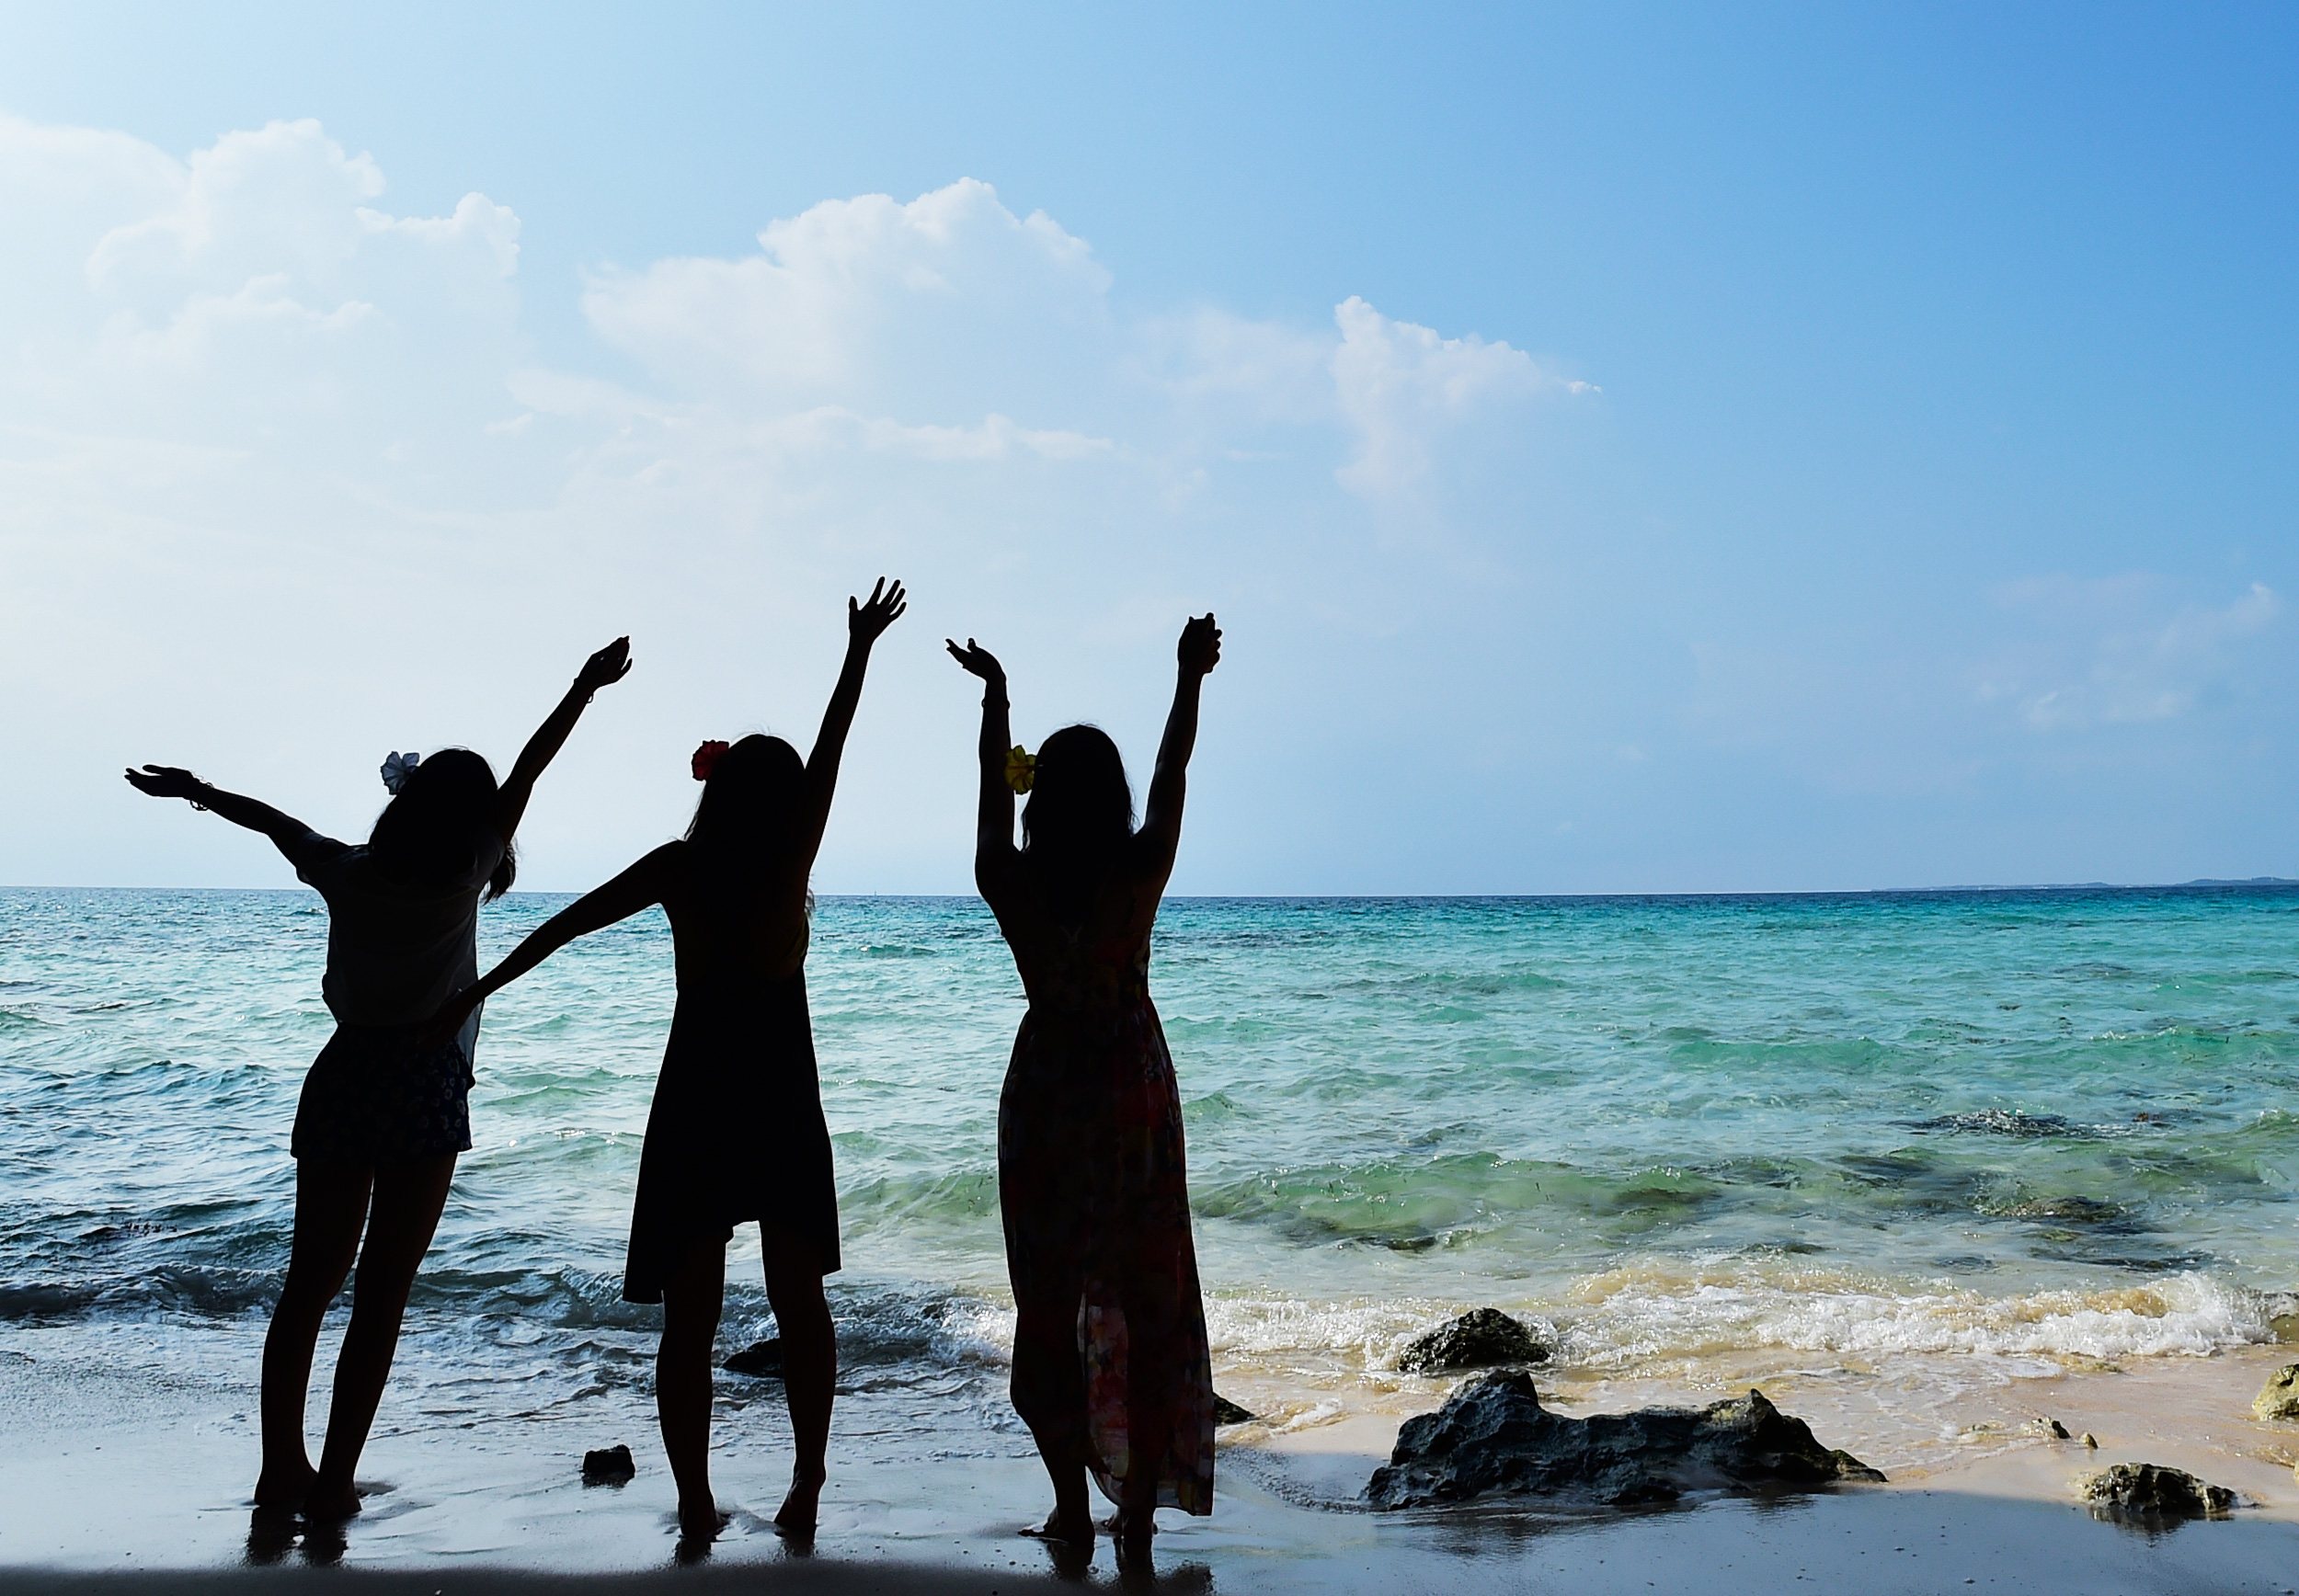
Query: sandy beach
7 1327 2297 1595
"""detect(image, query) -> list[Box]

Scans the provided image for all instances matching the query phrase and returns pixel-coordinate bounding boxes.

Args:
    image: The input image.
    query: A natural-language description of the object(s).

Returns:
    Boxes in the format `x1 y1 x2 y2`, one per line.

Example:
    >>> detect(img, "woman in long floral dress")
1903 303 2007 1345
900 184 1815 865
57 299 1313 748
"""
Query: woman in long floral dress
946 613 1222 1566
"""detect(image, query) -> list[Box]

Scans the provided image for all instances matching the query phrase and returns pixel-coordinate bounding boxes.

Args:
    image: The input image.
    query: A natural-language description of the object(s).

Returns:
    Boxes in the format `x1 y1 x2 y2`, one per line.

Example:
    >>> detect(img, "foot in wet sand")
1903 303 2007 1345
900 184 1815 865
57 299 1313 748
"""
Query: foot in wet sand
1022 1505 1097 1548
773 1470 825 1537
677 1496 728 1541
252 1461 318 1510
1113 1510 1155 1568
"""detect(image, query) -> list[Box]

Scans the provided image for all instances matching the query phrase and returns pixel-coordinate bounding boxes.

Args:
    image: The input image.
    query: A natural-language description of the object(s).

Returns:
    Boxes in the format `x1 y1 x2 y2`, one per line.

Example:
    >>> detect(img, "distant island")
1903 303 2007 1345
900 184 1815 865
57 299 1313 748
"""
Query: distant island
1919 877 2298 891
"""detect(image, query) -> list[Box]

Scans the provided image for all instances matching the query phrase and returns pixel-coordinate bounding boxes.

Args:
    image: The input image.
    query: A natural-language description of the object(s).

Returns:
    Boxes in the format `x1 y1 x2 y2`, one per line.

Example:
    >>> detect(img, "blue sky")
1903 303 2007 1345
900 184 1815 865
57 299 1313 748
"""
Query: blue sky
1 3 2293 893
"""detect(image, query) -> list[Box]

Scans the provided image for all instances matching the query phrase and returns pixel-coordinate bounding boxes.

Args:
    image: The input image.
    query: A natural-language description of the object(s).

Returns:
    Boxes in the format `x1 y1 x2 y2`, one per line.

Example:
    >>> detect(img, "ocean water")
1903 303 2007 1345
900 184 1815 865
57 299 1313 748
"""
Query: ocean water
5 887 2297 1463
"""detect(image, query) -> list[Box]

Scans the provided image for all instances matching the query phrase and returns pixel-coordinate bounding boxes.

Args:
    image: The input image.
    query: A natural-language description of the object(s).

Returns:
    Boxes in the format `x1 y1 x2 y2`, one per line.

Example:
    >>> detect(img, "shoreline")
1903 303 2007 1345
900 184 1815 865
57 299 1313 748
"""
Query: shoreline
6 1328 2295 1593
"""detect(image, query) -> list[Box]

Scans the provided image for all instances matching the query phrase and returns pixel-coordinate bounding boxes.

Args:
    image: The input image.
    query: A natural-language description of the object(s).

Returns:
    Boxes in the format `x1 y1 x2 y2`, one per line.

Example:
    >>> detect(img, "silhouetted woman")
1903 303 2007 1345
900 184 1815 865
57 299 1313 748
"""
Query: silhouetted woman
425 580 905 1540
124 637 633 1519
946 613 1221 1565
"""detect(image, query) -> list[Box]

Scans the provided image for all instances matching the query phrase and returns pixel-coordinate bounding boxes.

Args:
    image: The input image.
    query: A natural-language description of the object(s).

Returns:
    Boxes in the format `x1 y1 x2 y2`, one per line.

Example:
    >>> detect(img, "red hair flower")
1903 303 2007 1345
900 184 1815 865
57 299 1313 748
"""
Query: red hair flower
691 740 731 781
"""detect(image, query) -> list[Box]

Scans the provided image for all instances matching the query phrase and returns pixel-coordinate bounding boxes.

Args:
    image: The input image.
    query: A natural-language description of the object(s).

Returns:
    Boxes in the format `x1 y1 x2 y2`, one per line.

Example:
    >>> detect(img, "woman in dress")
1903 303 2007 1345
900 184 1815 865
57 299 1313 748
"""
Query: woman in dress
123 636 634 1519
423 579 905 1540
945 612 1222 1565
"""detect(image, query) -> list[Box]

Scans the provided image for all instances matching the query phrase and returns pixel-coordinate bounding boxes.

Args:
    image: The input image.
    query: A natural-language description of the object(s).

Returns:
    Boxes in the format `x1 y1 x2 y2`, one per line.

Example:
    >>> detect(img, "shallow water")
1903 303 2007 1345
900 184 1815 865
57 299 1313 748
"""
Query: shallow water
4 887 2296 1446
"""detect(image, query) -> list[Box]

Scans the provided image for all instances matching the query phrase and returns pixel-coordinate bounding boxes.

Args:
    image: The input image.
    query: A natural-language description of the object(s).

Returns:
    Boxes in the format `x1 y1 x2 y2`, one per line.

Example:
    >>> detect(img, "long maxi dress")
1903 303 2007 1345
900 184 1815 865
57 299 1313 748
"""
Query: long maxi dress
997 915 1215 1514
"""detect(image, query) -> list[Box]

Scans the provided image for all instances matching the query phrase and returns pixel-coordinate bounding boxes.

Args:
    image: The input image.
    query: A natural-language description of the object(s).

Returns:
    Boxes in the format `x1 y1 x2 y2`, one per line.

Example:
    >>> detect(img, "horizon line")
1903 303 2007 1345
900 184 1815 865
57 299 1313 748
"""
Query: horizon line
7 878 2295 900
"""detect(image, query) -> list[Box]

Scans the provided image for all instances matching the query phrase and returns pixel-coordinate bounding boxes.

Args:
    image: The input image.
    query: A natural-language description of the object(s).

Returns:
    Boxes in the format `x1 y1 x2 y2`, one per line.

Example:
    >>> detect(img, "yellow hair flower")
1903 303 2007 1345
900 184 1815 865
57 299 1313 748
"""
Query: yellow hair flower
1004 745 1037 794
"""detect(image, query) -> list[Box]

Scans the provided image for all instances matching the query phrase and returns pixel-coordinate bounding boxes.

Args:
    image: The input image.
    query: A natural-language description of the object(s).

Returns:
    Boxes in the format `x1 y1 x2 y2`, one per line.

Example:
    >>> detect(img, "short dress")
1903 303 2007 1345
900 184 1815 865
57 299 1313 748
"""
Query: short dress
622 854 841 1304
999 925 1216 1515
280 829 503 1165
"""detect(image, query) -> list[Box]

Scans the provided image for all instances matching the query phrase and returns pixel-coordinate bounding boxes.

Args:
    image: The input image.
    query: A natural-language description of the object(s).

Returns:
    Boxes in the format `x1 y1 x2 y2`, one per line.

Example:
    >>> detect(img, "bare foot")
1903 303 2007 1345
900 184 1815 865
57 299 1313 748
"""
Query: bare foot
773 1470 824 1536
252 1461 318 1510
1021 1505 1096 1547
678 1497 727 1541
1114 1510 1154 1568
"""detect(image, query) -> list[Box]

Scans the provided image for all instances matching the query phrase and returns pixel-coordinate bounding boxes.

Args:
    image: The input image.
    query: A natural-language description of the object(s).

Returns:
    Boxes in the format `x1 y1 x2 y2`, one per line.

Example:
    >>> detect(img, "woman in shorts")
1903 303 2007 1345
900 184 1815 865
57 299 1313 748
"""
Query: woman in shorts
125 635 632 1518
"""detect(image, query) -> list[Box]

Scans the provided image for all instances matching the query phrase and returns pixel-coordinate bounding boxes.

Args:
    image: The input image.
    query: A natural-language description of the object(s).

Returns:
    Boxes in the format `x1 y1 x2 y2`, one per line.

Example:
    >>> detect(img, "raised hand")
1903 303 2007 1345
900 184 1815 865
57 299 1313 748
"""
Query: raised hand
1177 613 1222 678
576 636 634 695
944 636 1006 685
849 578 908 645
124 764 203 802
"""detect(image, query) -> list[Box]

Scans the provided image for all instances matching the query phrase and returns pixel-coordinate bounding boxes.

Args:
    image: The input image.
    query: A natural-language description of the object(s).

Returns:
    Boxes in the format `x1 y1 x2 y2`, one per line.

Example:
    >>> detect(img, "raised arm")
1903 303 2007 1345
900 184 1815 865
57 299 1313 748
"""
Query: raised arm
795 578 907 861
417 846 674 1048
124 765 310 853
493 636 634 841
945 637 1016 883
1137 613 1221 873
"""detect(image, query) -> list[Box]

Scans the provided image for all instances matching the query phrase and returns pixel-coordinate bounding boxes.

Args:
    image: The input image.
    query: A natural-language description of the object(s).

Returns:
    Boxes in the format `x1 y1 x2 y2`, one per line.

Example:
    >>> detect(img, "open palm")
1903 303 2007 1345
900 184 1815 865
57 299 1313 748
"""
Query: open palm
850 578 909 644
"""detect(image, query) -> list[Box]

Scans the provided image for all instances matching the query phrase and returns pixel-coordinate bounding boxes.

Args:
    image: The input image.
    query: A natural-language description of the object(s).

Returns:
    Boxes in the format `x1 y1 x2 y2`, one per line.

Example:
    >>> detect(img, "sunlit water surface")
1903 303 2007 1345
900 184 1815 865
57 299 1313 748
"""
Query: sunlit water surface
5 887 2295 1459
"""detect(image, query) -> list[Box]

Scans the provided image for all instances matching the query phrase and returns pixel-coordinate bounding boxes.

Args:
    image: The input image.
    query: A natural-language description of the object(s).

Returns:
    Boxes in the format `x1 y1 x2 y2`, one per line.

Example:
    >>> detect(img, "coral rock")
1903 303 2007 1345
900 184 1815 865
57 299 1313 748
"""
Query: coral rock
2253 1362 2299 1423
2081 1462 2234 1519
581 1443 635 1484
1396 1308 1548 1374
1367 1370 1884 1510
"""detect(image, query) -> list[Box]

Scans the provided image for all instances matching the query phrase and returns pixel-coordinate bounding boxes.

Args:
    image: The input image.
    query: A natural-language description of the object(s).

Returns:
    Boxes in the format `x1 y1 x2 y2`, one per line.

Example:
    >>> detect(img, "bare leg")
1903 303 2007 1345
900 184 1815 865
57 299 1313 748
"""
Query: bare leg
1116 1441 1158 1566
256 1160 372 1508
1115 1292 1176 1567
1009 1287 1094 1549
658 1242 727 1539
304 1155 456 1519
759 1226 834 1533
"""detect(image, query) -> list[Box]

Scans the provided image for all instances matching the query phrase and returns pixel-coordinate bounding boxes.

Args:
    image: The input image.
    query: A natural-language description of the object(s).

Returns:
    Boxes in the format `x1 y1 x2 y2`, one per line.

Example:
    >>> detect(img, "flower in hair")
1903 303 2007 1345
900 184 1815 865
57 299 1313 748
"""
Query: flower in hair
381 750 422 795
1004 744 1036 795
692 740 731 781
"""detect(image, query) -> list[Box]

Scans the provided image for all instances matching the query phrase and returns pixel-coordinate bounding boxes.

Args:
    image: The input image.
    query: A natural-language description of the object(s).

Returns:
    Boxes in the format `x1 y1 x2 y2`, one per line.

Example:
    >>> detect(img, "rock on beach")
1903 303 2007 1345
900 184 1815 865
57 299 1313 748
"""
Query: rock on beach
2081 1462 2235 1519
725 1338 783 1377
2253 1362 2299 1423
1395 1308 1549 1374
1367 1370 1884 1510
580 1443 635 1484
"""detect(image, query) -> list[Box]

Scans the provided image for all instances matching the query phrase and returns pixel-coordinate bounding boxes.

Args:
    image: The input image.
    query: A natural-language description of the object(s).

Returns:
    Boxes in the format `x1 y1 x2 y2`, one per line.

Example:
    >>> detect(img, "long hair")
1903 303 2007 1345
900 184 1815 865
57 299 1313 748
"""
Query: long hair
1020 724 1135 928
685 734 806 890
369 747 515 900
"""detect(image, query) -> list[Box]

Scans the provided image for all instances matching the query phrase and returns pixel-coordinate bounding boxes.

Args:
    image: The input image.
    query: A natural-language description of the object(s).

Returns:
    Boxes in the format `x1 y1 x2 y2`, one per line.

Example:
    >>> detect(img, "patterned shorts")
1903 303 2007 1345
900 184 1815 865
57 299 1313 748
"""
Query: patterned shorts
291 1025 475 1165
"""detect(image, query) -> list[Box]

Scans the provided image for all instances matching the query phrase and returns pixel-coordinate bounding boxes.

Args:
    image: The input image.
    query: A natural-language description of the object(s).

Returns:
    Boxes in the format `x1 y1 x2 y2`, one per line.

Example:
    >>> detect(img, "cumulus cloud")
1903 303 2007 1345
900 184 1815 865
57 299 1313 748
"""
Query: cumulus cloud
0 115 521 481
575 178 1557 506
582 177 1112 425
0 117 1577 891
1330 295 1547 496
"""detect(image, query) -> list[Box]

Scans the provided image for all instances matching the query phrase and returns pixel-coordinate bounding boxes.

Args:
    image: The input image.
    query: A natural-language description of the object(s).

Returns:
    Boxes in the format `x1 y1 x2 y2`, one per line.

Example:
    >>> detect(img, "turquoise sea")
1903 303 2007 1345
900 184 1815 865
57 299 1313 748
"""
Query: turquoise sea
5 887 2297 1464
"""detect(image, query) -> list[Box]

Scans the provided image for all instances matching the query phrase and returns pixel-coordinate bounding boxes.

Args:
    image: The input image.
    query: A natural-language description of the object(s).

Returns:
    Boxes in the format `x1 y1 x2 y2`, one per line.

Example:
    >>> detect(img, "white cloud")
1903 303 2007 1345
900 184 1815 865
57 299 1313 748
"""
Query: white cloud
581 177 1112 423
1331 294 1546 496
1978 577 2282 731
1 115 521 474
575 179 1554 508
86 120 387 292
0 117 1574 893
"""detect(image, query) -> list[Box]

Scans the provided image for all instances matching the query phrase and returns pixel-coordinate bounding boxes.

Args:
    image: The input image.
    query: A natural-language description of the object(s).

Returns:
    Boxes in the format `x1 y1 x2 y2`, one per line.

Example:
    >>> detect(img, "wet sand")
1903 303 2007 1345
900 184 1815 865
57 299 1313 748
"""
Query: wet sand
6 1333 2299 1594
